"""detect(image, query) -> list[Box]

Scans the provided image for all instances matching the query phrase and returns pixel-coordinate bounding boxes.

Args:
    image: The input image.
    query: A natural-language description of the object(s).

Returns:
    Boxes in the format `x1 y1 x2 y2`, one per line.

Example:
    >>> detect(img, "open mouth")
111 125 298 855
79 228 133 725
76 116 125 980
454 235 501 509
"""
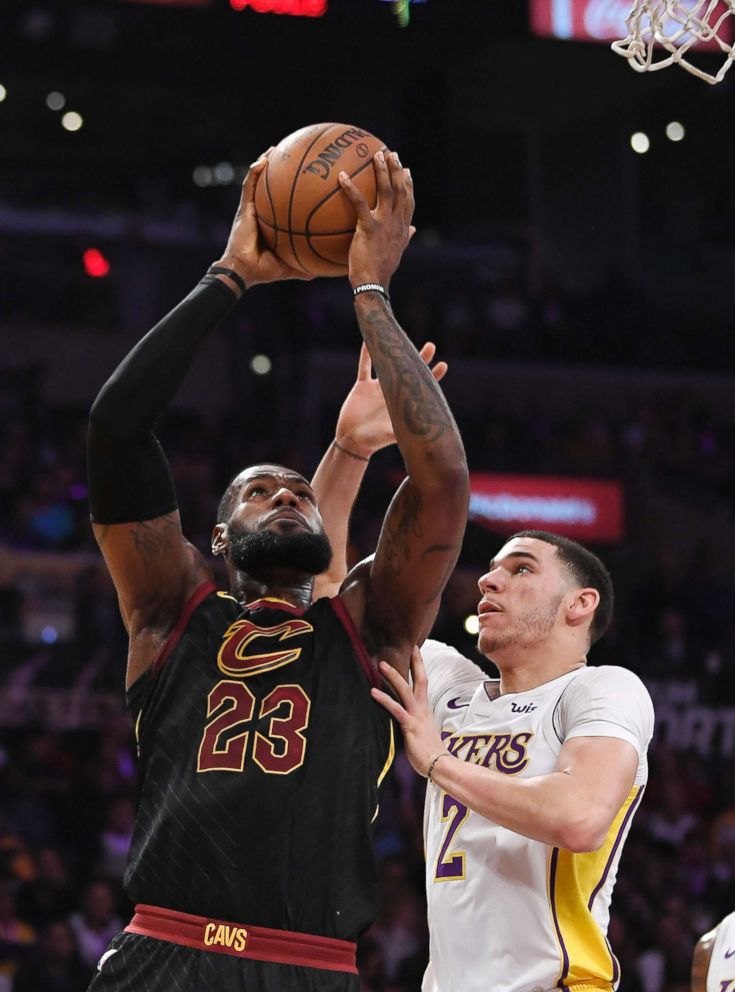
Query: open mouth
478 600 503 617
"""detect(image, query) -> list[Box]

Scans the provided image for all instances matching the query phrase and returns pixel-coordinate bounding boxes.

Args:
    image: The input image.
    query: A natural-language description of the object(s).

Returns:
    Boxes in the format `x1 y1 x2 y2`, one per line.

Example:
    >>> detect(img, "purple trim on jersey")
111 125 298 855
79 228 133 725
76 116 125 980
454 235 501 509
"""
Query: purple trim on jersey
549 847 571 992
152 581 217 678
329 597 380 690
587 786 645 911
606 934 620 986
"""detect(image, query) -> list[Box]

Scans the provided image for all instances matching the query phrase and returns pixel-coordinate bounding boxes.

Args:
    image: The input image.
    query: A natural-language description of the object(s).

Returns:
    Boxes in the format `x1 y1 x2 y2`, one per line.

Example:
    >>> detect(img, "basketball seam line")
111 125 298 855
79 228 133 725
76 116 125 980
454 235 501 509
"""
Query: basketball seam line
263 160 278 254
304 147 385 267
287 124 336 274
257 219 357 236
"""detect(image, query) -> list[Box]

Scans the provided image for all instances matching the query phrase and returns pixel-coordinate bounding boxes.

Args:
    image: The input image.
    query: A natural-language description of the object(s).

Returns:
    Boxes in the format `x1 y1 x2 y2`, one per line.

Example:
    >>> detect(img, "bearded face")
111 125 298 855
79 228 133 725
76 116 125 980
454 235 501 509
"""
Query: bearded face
226 523 333 580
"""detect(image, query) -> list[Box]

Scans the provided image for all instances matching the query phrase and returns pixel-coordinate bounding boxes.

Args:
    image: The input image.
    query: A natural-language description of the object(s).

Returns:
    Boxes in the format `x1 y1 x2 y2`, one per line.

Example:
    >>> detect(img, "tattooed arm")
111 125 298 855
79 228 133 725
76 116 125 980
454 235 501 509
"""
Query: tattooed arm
89 155 311 687
337 152 469 678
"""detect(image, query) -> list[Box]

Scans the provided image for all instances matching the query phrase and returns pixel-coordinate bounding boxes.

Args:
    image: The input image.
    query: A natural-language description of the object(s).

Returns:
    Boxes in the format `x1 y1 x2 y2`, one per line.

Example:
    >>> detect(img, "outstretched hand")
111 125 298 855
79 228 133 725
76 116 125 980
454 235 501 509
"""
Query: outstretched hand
371 648 448 778
212 152 314 290
339 150 415 290
336 342 448 458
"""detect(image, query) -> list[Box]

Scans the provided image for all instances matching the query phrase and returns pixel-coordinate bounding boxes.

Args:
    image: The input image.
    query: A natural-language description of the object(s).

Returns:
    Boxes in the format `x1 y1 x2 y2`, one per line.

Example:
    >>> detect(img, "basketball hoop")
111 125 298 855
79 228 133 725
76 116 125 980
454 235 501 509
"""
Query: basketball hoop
612 0 735 83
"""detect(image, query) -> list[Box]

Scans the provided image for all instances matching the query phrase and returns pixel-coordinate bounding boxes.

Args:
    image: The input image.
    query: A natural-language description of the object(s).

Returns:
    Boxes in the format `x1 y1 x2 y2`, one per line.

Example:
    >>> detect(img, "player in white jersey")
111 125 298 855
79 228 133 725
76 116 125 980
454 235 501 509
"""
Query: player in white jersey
692 912 735 992
371 530 654 992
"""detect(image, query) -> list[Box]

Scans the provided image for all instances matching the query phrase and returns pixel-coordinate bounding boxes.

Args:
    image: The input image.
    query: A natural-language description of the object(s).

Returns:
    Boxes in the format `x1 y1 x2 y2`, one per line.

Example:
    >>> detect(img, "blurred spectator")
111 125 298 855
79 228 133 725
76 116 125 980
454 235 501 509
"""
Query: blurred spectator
17 848 76 928
0 881 35 992
11 919 89 992
66 881 121 971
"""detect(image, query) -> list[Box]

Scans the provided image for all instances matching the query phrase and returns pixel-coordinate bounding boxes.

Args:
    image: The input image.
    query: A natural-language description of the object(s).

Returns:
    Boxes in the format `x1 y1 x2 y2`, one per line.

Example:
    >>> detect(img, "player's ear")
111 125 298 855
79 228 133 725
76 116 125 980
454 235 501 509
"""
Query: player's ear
212 523 227 558
567 587 599 628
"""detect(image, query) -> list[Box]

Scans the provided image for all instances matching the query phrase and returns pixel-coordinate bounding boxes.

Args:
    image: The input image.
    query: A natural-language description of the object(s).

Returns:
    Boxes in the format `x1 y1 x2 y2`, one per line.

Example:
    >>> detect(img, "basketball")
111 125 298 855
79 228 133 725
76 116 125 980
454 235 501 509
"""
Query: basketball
254 123 387 278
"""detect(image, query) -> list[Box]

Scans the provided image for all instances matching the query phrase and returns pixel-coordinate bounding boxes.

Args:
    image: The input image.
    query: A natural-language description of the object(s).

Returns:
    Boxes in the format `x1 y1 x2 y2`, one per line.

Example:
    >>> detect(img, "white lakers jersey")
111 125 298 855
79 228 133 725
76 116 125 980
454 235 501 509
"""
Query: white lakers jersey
421 639 654 992
705 911 735 992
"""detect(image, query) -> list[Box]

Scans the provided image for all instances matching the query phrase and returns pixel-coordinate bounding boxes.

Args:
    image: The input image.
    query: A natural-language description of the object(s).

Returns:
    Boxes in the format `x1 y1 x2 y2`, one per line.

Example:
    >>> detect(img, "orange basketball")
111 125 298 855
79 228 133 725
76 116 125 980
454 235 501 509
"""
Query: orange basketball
254 123 387 278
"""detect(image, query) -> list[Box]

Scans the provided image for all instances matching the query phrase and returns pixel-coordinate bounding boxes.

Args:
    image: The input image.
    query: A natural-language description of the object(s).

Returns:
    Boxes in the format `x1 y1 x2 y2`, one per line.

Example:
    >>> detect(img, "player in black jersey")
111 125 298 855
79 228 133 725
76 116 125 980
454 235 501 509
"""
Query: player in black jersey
85 149 469 992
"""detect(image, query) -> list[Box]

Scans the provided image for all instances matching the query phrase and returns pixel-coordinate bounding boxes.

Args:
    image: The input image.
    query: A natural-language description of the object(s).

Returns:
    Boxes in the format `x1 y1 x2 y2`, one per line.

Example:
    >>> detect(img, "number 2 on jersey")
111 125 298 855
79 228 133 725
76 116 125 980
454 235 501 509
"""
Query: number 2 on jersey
435 793 469 881
197 680 310 775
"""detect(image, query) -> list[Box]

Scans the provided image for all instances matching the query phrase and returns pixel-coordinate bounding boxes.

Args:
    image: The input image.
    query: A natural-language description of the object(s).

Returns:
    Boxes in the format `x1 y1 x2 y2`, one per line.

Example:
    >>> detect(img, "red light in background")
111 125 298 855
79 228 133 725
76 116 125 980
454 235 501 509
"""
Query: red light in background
229 0 326 14
83 248 111 278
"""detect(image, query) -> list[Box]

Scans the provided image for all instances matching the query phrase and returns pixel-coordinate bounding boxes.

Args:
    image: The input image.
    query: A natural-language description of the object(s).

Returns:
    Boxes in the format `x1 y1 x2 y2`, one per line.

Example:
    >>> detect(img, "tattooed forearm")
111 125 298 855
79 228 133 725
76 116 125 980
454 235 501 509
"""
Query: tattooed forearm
381 485 424 575
131 516 181 566
358 301 457 444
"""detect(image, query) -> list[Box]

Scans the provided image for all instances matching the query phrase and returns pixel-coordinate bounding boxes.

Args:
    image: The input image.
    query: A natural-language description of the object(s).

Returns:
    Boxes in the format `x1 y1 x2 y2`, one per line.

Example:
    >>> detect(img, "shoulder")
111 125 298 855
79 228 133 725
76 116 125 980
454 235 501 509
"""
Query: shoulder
568 664 654 714
557 664 655 756
422 638 485 679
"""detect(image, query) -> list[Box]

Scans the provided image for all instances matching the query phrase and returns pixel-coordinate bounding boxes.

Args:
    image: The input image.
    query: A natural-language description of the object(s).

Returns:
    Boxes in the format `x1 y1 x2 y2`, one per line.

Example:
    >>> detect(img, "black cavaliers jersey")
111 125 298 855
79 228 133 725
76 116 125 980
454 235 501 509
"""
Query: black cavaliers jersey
124 583 394 940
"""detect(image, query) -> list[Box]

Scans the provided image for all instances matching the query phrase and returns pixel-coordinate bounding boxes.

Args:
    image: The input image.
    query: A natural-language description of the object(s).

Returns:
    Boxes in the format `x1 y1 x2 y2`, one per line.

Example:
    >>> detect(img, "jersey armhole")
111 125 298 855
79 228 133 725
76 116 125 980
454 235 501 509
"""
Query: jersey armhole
151 580 217 679
329 596 380 690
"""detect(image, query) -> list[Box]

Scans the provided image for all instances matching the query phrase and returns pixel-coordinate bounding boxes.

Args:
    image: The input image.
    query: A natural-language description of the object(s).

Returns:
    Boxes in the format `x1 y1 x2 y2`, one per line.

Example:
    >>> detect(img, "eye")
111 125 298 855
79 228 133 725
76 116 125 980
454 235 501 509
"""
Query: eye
248 485 267 497
516 564 532 574
297 490 314 503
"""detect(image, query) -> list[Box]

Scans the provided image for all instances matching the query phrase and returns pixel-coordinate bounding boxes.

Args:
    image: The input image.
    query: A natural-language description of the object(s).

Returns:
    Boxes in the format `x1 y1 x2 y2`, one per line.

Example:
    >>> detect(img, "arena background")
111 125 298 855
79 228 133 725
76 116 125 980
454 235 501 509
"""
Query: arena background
2 1 735 989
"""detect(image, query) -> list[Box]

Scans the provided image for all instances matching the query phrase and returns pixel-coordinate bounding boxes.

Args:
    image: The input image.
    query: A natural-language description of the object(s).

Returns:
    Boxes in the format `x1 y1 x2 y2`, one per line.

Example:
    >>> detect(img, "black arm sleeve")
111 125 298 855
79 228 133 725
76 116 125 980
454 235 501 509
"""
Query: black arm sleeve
88 278 238 525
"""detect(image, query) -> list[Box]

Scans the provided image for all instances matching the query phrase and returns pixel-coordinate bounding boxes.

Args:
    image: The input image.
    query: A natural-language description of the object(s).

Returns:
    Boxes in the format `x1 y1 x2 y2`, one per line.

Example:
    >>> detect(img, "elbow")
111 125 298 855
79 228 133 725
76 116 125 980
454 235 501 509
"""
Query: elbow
422 455 470 498
557 818 608 854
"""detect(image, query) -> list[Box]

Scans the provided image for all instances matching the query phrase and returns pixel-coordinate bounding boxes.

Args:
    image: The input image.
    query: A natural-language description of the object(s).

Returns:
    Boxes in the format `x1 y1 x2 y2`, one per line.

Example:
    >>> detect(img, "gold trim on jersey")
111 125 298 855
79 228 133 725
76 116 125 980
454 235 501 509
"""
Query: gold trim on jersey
547 785 642 991
371 723 396 823
377 722 395 787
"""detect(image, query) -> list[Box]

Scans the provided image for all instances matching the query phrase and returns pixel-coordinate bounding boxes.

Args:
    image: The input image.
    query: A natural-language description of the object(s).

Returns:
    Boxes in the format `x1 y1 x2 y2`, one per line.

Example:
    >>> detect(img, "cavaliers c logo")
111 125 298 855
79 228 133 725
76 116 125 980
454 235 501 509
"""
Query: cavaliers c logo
217 619 314 678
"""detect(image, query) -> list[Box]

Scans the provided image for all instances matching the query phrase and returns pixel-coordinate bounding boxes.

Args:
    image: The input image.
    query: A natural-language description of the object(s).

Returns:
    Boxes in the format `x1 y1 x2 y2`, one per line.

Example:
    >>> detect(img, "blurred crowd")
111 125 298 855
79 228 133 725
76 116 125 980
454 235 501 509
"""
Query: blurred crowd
3 270 735 991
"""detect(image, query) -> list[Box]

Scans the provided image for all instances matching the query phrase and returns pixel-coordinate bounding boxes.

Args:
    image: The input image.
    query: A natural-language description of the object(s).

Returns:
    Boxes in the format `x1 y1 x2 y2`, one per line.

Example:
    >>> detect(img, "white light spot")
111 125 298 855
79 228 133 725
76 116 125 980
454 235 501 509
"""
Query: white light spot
464 614 480 636
46 91 66 111
250 354 272 376
214 161 235 185
630 132 650 154
41 626 58 644
61 111 83 132
0 84 6 103
665 121 685 142
192 165 213 187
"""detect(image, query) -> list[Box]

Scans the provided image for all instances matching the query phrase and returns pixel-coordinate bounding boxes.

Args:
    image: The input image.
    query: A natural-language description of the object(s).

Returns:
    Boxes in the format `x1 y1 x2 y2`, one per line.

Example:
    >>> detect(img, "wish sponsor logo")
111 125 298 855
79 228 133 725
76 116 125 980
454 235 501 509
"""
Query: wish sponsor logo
510 701 537 713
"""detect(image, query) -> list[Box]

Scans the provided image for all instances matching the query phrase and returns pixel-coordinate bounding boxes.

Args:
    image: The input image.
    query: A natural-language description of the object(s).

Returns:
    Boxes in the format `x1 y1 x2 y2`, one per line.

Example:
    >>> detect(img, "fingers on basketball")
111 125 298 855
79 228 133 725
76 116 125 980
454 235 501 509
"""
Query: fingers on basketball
373 151 393 215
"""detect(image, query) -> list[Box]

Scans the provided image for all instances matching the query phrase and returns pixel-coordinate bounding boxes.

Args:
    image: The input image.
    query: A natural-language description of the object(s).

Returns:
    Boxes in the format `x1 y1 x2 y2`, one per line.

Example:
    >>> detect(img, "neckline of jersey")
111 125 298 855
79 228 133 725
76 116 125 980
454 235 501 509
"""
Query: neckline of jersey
244 596 305 616
480 663 586 701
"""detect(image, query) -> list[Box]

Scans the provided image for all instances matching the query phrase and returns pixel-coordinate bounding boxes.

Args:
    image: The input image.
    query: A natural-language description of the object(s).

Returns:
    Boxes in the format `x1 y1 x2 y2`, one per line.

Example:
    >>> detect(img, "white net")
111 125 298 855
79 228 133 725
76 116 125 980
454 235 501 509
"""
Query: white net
612 0 735 83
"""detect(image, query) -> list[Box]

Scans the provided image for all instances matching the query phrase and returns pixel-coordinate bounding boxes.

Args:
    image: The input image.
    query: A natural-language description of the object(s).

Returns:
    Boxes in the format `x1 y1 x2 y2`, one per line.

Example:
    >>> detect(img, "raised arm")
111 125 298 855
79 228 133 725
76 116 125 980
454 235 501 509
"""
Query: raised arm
311 342 447 600
337 152 469 676
88 155 311 687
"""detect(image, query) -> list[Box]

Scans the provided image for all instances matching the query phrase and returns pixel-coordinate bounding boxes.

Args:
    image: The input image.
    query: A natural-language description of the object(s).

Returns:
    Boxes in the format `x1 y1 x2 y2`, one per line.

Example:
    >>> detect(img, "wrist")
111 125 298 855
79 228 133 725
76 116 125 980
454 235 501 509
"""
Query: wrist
353 287 391 310
332 437 371 463
426 751 455 782
210 256 253 295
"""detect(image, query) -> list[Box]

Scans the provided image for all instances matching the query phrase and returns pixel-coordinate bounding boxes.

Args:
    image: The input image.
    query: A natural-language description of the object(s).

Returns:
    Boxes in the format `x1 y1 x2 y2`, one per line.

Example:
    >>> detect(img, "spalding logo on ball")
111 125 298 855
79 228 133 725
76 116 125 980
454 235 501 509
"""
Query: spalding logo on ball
254 123 387 278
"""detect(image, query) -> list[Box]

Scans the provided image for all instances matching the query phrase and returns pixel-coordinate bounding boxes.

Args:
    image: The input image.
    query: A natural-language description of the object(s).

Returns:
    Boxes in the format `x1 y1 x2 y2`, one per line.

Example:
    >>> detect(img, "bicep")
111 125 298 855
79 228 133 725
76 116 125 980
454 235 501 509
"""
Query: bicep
93 511 211 632
366 477 465 660
555 736 640 829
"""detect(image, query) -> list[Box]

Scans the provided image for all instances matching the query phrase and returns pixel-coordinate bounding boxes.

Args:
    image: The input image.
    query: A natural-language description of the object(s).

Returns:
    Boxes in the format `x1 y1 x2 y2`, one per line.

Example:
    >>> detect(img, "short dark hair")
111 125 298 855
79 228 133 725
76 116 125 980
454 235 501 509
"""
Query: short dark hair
217 474 244 526
509 530 614 645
